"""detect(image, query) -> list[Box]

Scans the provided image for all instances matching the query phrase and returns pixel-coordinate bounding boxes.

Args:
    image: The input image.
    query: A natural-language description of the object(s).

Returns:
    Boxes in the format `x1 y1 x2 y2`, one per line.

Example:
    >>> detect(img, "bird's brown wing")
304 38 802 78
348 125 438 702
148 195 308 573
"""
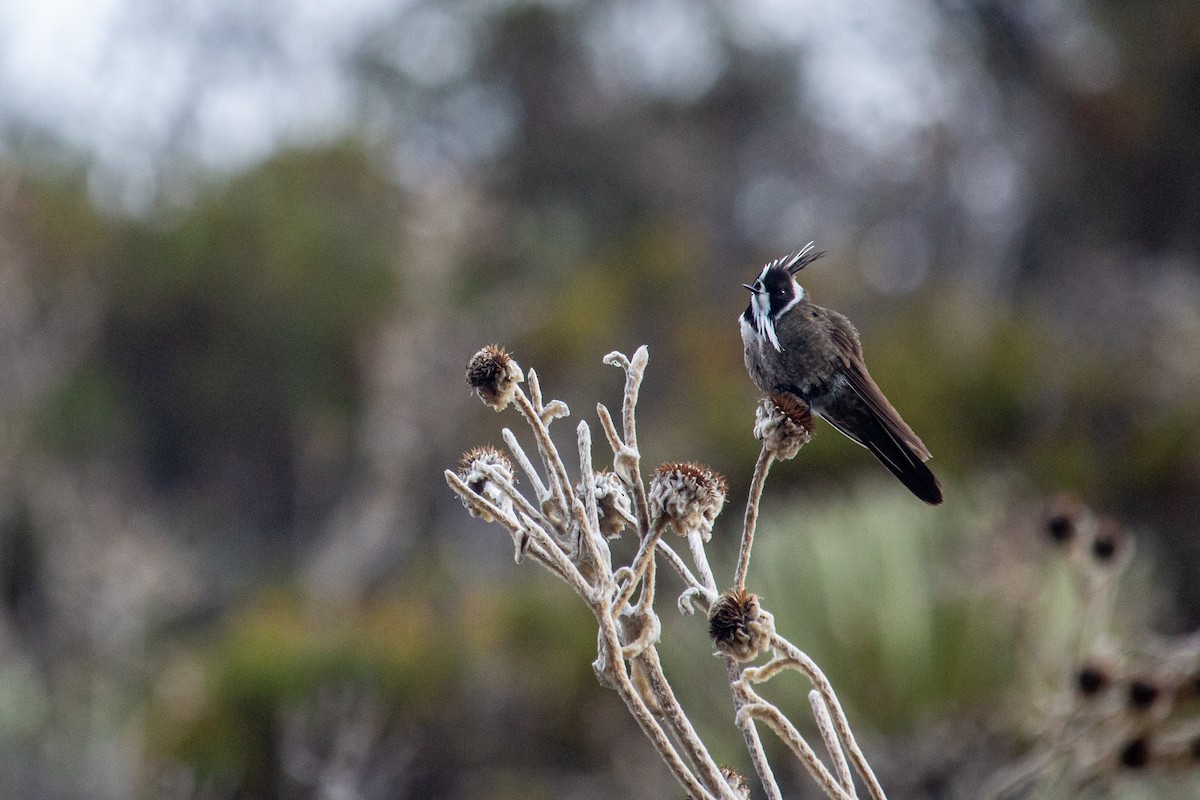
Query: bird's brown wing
826 314 932 461
819 313 943 505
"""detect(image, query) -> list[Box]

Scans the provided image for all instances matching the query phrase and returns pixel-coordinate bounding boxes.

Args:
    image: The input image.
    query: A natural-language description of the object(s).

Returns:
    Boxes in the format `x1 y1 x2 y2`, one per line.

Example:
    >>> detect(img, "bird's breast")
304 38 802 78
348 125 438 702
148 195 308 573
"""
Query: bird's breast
740 315 773 393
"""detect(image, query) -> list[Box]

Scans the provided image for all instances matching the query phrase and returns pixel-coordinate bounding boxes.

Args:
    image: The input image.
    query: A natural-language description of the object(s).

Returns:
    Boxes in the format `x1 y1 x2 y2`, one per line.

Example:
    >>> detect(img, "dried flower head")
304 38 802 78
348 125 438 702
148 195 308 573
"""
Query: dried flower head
1091 517 1129 566
687 767 751 800
1118 737 1151 770
1075 664 1112 699
578 470 635 540
1126 678 1163 712
456 445 516 521
754 392 815 460
708 587 773 662
648 462 728 540
719 766 752 800
1044 493 1087 546
466 344 524 411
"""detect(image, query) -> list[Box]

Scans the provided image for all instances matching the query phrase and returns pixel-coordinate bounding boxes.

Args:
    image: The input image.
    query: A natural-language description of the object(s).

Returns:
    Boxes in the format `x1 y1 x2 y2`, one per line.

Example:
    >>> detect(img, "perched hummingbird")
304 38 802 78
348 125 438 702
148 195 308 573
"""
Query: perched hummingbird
740 244 943 505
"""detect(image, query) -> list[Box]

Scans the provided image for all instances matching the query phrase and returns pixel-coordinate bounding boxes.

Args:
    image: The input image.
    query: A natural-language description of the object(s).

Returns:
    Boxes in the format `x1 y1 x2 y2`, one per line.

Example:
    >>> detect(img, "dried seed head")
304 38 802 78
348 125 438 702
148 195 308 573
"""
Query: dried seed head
648 462 728 540
754 392 815 460
1075 664 1112 699
708 587 773 662
685 767 750 800
578 470 634 540
466 344 524 411
720 766 751 800
1126 677 1163 712
1044 493 1087 546
1118 737 1151 770
1091 517 1129 566
456 445 516 521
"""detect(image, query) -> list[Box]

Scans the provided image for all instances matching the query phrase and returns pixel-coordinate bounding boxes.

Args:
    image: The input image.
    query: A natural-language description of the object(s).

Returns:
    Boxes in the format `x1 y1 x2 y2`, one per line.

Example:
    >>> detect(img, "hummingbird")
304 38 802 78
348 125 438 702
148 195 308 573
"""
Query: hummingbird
740 244 943 505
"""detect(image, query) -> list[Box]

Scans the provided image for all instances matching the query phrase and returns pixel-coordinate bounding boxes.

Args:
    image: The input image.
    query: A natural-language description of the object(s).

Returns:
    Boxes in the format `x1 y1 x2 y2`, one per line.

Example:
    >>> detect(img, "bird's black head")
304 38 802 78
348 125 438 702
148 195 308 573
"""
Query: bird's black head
742 245 822 320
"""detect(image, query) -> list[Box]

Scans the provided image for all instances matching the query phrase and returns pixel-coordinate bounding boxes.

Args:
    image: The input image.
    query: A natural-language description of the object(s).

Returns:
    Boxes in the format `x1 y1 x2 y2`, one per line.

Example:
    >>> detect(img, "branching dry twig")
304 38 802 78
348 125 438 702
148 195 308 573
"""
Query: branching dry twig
450 345 884 800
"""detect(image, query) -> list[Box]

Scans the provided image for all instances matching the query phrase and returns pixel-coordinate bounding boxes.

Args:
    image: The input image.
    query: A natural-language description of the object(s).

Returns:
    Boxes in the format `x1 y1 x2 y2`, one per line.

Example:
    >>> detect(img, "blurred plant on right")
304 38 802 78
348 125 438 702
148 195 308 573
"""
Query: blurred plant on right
978 495 1200 799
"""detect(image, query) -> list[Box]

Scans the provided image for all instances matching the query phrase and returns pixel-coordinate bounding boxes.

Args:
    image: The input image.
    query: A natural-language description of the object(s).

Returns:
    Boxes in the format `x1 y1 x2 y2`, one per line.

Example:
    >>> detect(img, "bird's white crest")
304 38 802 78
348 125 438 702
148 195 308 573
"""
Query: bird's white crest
745 247 813 352
747 274 804 353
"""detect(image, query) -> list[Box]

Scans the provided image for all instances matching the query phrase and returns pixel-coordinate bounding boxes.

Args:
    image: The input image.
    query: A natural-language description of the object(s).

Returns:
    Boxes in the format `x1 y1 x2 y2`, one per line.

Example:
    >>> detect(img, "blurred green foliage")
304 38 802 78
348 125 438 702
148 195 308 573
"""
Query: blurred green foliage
747 482 1010 732
148 576 606 792
31 146 400 528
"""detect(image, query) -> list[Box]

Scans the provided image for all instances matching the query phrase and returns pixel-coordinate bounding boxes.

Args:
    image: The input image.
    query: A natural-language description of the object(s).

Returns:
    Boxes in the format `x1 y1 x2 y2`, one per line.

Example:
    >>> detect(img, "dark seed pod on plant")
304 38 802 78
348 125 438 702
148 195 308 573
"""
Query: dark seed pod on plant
1075 663 1112 699
1043 493 1086 546
1118 737 1151 770
708 588 773 662
466 344 524 411
1126 678 1163 712
1090 517 1129 566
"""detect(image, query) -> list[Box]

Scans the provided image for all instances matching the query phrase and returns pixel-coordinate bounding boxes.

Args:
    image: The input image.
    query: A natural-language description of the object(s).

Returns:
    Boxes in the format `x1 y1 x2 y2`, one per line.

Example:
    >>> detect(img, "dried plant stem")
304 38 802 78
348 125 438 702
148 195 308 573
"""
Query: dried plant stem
604 348 653 532
512 387 574 519
656 540 709 606
811 689 856 796
614 527 665 614
501 427 548 503
609 346 647 453
639 646 738 799
477 461 541 525
688 531 718 594
573 421 612 584
455 345 888 800
737 699 856 800
726 658 785 800
735 446 775 591
637 556 658 612
592 602 731 800
517 513 594 598
758 635 888 800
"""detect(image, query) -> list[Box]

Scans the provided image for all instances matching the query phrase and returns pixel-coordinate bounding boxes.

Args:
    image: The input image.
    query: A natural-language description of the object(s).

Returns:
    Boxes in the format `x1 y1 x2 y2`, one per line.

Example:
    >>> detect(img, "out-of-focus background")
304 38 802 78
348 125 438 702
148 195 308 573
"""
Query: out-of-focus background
1 0 1199 797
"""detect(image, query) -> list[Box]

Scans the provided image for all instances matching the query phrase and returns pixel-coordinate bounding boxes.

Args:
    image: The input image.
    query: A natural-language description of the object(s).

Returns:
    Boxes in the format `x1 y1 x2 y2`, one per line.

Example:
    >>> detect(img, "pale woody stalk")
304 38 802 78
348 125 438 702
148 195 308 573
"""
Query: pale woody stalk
449 344 888 800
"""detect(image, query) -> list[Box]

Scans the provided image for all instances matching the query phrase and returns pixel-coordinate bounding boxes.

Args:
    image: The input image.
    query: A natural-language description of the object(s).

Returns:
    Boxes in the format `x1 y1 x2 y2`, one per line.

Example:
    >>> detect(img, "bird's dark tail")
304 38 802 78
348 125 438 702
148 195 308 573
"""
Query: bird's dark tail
863 429 943 505
807 366 945 505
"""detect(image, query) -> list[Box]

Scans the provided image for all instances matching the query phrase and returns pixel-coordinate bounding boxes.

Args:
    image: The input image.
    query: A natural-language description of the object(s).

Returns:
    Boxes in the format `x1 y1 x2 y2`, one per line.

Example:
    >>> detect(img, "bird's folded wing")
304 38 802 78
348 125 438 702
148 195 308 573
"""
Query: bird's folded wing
828 321 933 462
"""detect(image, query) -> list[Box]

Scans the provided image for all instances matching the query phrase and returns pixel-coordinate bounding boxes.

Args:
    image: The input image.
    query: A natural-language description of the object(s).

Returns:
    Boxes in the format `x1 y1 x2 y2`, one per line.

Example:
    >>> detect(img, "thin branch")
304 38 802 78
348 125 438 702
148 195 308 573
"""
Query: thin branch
513 387 573 522
811 689 855 797
613 526 665 615
502 427 549 503
726 658 784 800
736 700 856 800
688 530 718 595
736 446 774 591
639 646 742 800
576 420 612 582
765 635 888 800
593 600 719 800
